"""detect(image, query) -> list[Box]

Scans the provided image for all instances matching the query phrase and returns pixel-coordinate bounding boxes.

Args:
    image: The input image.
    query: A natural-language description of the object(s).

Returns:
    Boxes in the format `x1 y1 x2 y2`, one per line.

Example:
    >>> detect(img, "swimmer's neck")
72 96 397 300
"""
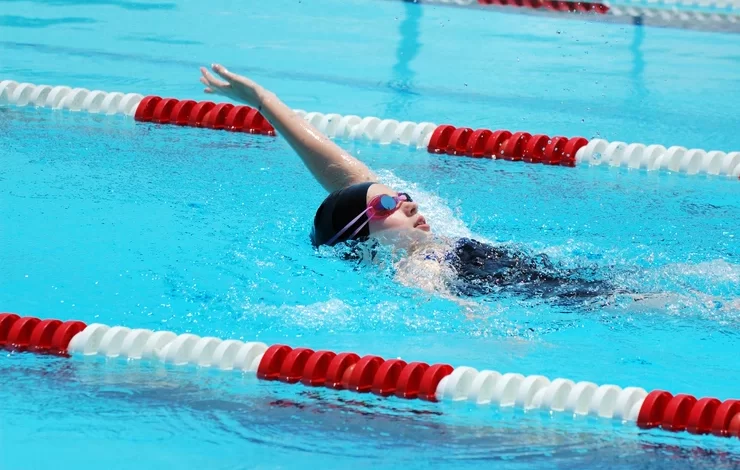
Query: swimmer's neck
372 231 451 257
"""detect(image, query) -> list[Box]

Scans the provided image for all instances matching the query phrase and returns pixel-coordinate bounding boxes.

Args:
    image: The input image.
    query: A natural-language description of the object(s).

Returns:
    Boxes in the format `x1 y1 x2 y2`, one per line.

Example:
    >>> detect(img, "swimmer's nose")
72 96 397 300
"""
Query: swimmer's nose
401 201 418 216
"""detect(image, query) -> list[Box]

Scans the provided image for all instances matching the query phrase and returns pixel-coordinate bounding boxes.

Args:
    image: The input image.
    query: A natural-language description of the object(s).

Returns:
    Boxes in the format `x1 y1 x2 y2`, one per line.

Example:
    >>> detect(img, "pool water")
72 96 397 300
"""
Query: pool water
1 0 739 468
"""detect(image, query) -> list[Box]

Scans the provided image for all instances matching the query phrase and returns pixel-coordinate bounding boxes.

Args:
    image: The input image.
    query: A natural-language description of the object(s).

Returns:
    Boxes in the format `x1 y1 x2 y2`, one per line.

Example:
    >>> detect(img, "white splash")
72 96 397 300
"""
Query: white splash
664 259 740 284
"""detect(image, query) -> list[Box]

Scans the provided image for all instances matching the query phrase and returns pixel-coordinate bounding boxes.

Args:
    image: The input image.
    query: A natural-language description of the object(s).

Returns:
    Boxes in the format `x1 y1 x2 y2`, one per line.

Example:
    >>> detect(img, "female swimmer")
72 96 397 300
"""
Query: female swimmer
199 64 622 304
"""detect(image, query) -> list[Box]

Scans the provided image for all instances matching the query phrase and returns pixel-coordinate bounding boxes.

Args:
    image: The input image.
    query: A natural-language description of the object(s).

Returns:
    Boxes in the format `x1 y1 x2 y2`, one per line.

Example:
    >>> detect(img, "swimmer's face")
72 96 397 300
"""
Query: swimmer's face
366 184 431 238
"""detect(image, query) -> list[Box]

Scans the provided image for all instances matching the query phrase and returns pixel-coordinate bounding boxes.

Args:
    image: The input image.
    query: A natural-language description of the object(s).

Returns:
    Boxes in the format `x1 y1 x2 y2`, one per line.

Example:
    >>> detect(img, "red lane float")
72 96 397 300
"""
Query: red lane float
427 124 588 167
478 0 610 13
636 391 740 437
2 313 740 441
133 95 275 136
0 313 86 355
301 350 337 386
372 359 407 396
255 344 452 400
396 362 430 399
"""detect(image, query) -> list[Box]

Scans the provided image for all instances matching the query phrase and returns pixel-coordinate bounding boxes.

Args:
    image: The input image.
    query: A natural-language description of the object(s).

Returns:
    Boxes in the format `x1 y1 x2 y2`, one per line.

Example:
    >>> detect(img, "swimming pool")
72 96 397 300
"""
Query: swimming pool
1 0 740 467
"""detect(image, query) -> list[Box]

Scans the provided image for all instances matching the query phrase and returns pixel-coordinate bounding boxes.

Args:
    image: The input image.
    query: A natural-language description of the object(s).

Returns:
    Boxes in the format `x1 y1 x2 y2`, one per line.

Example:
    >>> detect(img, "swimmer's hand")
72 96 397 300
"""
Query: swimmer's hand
199 63 377 192
199 64 270 107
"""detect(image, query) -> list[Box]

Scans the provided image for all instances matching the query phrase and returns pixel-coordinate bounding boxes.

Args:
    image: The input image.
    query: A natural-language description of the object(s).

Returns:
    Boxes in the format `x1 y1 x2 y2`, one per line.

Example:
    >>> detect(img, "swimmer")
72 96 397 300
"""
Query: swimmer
198 64 628 305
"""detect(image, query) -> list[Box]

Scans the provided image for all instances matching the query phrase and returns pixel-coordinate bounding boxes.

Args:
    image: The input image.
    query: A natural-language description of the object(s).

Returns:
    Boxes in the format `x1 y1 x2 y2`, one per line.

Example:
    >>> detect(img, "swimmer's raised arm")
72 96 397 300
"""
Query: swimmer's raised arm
199 64 375 193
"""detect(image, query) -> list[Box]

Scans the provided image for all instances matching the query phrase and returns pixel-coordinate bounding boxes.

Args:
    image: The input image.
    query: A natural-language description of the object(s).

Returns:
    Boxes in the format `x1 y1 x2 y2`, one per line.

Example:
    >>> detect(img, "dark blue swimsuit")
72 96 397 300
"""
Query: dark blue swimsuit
446 238 616 304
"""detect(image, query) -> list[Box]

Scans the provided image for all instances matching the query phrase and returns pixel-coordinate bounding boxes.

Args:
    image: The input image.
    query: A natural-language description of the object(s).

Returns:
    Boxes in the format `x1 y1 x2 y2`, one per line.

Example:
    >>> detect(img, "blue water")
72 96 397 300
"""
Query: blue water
1 0 739 468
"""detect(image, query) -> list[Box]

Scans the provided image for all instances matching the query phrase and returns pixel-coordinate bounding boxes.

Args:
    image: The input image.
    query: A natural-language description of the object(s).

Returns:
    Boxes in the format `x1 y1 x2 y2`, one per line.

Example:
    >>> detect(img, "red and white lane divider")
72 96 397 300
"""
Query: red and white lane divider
2 313 740 438
427 0 740 22
2 80 739 178
0 80 436 147
426 124 740 176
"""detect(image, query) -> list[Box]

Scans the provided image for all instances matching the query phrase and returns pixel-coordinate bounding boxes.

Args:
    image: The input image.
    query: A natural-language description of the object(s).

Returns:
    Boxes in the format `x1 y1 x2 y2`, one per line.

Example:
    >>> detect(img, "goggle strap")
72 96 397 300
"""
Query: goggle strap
326 207 370 246
347 218 371 241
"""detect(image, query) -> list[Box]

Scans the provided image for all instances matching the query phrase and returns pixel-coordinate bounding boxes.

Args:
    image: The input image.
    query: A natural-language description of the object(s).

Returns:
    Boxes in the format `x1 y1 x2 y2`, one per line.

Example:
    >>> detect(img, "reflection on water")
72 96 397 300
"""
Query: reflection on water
385 2 423 118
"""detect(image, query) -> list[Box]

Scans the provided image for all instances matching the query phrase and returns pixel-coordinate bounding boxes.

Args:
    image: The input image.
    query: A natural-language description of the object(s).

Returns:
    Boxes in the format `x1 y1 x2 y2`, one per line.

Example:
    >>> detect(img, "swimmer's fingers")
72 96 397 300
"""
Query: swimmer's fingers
211 63 259 90
200 67 230 89
200 67 233 97
211 63 236 81
201 64 262 106
199 80 221 95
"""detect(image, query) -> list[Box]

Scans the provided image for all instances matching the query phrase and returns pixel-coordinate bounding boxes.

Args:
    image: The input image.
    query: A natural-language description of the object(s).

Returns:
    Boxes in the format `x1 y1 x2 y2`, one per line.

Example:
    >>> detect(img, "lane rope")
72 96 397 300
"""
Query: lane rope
2 313 739 439
2 80 739 178
422 0 740 23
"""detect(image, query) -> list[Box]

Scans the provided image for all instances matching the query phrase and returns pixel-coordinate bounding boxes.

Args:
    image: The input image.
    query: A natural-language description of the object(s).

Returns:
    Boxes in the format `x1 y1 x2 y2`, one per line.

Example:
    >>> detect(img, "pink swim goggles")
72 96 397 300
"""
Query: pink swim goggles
327 192 412 246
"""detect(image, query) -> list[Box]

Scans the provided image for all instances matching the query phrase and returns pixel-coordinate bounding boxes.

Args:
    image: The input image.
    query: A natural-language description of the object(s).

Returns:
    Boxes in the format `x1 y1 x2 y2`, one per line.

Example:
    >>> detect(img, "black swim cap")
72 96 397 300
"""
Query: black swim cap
311 182 376 246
